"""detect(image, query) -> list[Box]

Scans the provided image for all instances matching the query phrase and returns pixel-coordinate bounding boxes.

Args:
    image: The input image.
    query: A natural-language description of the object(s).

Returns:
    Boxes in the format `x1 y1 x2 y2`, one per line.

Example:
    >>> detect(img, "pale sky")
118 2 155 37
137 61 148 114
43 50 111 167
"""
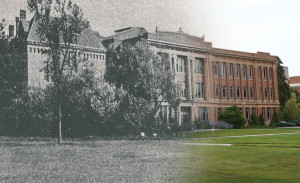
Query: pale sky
1 0 300 76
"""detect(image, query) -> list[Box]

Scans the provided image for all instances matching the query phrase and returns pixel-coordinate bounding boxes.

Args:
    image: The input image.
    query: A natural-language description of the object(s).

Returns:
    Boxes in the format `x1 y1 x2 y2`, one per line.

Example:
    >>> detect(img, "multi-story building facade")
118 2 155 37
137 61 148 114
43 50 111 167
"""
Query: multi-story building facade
104 27 280 124
14 10 106 88
11 9 280 125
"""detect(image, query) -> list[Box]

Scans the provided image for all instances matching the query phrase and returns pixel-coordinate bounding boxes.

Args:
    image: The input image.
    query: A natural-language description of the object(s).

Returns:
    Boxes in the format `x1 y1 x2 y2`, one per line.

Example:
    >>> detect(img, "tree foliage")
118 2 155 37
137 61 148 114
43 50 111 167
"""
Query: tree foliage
270 110 280 126
258 114 265 125
27 0 89 143
218 106 246 129
250 113 258 125
105 41 180 135
276 56 291 109
281 93 300 122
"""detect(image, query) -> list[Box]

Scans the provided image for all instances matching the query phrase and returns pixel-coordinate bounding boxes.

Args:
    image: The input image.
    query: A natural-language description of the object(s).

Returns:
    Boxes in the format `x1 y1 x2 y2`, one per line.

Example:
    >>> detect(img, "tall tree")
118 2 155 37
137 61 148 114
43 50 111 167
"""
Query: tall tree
28 0 89 143
276 56 291 109
281 93 300 122
105 41 180 135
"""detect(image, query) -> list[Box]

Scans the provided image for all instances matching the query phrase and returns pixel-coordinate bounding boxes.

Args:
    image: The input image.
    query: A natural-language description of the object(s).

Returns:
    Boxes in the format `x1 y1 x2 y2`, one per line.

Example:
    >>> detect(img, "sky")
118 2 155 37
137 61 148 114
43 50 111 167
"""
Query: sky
1 0 300 76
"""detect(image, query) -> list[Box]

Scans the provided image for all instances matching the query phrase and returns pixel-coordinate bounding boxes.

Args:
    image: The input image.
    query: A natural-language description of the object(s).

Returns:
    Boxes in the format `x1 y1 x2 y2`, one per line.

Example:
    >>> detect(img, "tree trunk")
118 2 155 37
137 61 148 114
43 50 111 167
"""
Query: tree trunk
58 101 63 144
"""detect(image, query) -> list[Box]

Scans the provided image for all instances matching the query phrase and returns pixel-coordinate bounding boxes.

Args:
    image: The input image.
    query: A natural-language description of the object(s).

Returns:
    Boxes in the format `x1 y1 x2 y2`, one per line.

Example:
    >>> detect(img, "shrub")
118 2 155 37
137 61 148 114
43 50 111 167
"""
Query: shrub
250 113 259 125
258 114 265 125
210 121 233 129
218 105 246 129
270 111 280 127
194 117 211 129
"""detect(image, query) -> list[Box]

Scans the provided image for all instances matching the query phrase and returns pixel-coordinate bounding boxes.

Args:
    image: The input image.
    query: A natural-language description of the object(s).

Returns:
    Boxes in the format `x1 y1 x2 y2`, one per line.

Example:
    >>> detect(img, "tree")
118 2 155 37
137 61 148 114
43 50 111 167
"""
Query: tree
276 56 291 109
258 114 265 125
218 105 246 129
105 41 180 136
270 110 280 127
281 93 300 122
250 113 258 125
28 0 89 143
290 87 300 103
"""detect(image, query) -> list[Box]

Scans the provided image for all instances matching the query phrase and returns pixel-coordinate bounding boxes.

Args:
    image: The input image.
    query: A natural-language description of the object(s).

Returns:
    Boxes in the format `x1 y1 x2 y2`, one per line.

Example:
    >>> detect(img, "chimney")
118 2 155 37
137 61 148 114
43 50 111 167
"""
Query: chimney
9 25 14 38
20 10 26 20
179 27 183 33
15 17 19 35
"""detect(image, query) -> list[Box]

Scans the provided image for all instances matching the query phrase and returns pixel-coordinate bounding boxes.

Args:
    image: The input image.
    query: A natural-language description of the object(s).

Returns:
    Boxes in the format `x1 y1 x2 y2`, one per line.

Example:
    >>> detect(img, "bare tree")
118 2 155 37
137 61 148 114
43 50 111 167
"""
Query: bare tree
28 0 89 143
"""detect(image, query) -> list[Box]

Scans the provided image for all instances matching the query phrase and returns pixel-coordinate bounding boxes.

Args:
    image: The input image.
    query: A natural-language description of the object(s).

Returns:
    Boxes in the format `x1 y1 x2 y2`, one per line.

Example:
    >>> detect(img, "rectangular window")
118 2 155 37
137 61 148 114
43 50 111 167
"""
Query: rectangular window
221 63 226 77
195 58 203 74
271 88 274 100
262 108 265 119
216 85 220 99
237 86 241 99
223 85 227 99
228 64 233 78
44 62 50 82
171 57 175 71
250 87 254 100
249 66 253 80
177 57 185 73
230 86 234 100
245 107 249 120
264 68 267 80
252 107 256 114
269 68 272 80
265 87 268 100
260 87 263 100
258 67 261 80
267 107 271 121
179 82 186 98
243 86 247 100
235 65 240 79
200 107 209 121
196 83 204 99
214 62 218 77
242 65 246 79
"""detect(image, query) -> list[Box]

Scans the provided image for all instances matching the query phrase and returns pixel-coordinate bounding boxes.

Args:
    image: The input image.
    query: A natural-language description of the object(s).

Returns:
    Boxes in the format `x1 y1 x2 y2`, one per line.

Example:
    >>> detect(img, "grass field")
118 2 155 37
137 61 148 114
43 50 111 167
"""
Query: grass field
181 128 300 183
0 138 184 182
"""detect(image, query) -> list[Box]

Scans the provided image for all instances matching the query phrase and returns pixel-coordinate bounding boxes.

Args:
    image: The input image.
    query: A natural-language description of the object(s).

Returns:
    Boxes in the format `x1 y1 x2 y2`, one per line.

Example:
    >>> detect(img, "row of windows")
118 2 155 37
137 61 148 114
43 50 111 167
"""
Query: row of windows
216 85 274 101
214 62 273 81
178 82 205 99
29 47 105 61
170 56 205 74
218 107 276 121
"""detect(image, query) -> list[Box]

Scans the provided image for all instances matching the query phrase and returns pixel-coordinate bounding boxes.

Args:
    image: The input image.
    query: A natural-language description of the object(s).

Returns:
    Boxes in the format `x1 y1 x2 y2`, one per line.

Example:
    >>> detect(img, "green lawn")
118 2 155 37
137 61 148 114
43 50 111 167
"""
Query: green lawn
181 128 300 138
181 129 300 183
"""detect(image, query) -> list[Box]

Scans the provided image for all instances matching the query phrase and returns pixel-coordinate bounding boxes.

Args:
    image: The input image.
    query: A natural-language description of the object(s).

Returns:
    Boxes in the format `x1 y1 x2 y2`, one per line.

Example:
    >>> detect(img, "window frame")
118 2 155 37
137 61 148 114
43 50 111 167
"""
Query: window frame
242 65 246 79
214 62 219 77
235 65 240 79
216 85 220 99
221 63 226 77
243 86 247 100
237 86 241 99
223 85 227 99
249 66 253 80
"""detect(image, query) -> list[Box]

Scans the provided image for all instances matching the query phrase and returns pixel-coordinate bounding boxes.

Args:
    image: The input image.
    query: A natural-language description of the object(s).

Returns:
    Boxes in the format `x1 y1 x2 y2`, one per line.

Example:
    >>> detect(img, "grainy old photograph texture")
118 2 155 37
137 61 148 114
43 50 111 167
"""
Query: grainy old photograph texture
1 0 300 182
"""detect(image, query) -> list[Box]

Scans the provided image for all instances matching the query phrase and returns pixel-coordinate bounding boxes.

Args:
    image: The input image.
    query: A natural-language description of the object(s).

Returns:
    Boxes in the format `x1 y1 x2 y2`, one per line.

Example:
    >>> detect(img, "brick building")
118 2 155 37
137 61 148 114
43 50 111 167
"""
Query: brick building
11 9 280 124
104 27 280 124
289 76 300 93
14 10 106 88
